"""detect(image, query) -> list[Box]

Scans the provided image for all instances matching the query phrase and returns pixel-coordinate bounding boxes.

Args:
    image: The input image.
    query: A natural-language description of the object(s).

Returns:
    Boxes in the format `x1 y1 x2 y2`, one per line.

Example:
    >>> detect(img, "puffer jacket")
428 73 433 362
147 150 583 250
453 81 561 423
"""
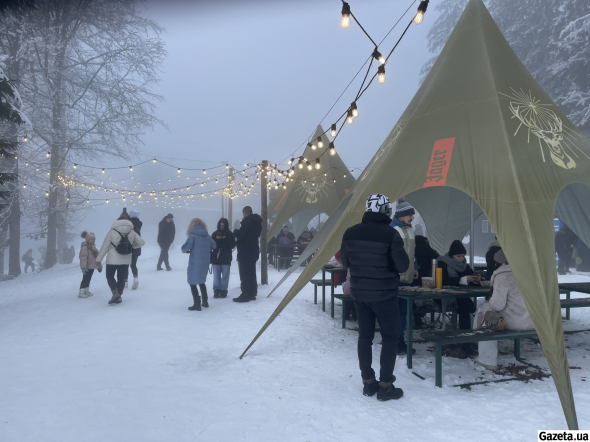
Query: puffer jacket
483 264 535 331
234 214 263 262
131 217 143 257
79 235 99 270
210 225 236 266
97 219 145 265
390 217 416 284
181 224 217 285
340 211 410 302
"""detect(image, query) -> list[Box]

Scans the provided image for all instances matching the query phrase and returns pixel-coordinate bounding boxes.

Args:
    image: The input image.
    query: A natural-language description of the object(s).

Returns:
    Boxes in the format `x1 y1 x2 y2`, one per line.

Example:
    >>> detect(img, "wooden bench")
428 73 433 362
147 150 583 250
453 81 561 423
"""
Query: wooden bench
310 279 331 311
420 328 538 387
332 293 355 329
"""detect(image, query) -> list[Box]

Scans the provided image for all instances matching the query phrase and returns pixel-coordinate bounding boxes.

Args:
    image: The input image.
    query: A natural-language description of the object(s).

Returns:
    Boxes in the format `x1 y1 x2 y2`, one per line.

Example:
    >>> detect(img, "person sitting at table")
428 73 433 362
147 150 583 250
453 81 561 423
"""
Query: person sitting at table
297 229 313 246
415 235 439 279
437 240 480 354
277 226 296 269
474 249 534 370
485 236 502 280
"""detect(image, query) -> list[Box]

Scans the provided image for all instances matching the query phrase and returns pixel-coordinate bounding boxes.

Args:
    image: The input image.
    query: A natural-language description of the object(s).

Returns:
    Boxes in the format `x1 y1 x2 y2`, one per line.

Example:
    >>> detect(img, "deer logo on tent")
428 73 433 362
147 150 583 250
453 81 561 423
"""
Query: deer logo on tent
500 88 588 170
296 178 330 204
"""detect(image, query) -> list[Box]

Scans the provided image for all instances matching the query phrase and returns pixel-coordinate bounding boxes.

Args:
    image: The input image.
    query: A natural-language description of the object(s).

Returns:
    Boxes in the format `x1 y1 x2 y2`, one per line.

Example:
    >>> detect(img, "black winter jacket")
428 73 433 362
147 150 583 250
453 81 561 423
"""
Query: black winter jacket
415 236 439 278
157 217 175 245
234 214 262 262
211 224 236 265
485 244 501 280
438 260 475 286
340 211 410 302
131 218 143 256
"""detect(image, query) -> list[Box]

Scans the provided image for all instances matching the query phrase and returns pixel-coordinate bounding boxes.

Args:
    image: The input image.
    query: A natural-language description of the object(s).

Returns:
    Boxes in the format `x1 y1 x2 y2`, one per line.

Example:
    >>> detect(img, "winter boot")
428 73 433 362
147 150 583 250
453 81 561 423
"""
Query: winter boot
108 289 121 305
188 292 201 311
232 294 251 303
219 290 228 298
157 267 163 271
85 287 93 297
78 288 89 298
377 381 404 401
362 378 380 397
213 289 220 299
132 277 139 290
201 287 209 308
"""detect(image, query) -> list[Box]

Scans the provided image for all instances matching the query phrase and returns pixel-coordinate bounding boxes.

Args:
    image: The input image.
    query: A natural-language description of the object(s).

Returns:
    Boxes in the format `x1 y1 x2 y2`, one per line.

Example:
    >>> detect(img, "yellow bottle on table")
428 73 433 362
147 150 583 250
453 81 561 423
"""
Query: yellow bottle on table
436 268 443 289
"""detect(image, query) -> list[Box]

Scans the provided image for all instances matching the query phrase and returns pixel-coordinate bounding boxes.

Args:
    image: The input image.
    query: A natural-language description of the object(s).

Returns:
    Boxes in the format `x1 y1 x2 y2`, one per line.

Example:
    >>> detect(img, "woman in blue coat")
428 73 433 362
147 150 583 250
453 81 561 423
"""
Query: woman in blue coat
181 218 216 311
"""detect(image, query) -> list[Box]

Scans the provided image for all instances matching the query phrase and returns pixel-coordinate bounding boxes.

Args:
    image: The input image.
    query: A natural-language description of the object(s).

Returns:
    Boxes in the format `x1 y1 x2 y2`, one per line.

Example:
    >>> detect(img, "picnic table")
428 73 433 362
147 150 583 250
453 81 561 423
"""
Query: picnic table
559 282 590 320
270 244 303 271
397 285 491 369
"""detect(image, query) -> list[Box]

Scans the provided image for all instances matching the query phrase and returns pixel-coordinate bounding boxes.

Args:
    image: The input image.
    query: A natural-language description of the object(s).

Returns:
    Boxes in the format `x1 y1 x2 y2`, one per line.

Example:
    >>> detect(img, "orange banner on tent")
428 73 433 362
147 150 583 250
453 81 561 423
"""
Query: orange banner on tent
423 137 456 188
274 191 288 210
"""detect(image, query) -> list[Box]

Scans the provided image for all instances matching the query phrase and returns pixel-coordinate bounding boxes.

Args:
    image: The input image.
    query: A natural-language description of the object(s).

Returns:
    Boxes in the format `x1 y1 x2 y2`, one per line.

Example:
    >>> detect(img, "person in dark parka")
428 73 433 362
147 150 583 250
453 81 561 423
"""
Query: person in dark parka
414 235 439 279
210 218 236 299
340 193 409 401
22 249 35 273
233 206 262 303
157 213 175 271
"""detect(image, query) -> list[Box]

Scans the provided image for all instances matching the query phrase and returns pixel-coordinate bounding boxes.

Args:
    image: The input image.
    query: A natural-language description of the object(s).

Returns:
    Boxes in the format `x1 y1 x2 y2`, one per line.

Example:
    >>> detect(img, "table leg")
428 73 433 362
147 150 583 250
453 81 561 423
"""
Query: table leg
341 301 346 329
514 338 520 360
566 290 571 320
435 343 442 388
406 298 413 369
322 269 326 312
331 273 335 317
314 285 317 305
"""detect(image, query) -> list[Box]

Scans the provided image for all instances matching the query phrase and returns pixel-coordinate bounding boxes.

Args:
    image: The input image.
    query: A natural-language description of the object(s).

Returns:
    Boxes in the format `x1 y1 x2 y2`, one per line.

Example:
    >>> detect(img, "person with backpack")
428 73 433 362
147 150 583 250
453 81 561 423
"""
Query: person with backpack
21 249 35 273
128 209 143 290
210 218 236 299
96 210 145 305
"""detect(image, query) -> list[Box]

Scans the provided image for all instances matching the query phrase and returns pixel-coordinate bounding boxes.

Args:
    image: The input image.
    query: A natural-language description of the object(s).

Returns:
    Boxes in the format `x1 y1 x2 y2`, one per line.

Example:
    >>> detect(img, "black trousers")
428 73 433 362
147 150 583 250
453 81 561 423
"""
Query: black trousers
24 261 35 273
80 269 94 289
434 297 476 329
106 264 129 295
130 253 139 278
190 284 207 299
238 259 257 299
354 297 400 383
157 243 171 269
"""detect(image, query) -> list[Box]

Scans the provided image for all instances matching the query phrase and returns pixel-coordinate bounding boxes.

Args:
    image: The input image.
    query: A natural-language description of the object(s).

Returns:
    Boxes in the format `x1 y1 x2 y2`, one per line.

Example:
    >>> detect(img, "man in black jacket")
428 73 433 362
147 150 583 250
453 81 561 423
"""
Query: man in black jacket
157 213 175 271
233 206 262 303
341 193 409 401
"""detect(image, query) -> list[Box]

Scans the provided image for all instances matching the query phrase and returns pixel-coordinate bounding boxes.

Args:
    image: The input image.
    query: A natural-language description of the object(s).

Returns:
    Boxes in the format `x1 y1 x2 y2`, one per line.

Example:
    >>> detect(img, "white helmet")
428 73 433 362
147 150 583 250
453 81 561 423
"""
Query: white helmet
365 193 392 218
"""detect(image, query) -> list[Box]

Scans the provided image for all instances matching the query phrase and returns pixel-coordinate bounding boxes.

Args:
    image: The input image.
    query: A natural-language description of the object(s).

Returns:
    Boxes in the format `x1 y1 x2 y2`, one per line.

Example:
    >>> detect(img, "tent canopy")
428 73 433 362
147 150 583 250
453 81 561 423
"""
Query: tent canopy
267 125 355 238
244 0 590 430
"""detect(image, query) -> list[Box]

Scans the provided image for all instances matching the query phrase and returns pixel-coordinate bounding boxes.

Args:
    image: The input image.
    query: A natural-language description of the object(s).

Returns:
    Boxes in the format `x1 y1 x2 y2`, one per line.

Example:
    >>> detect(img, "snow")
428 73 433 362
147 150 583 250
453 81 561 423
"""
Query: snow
1 247 590 441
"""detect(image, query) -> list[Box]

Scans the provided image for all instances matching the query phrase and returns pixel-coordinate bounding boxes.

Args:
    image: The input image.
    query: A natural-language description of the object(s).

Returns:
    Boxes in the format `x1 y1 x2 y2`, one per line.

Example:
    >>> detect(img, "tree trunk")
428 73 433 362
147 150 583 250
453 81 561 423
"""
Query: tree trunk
0 224 7 276
8 177 21 277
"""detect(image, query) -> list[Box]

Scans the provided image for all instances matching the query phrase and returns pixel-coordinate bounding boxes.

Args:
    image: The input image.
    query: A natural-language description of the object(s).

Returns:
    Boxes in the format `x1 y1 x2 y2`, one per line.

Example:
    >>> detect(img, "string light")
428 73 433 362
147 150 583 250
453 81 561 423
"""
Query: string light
317 137 324 148
415 0 429 24
331 124 337 138
340 1 351 28
372 49 386 65
311 140 317 150
315 158 321 170
102 168 105 173
298 159 304 169
46 151 50 157
351 102 359 118
129 166 133 172
378 65 386 84
23 135 28 142
329 142 336 156
153 158 157 163
74 164 77 169
177 168 181 174
347 109 354 125
306 161 312 171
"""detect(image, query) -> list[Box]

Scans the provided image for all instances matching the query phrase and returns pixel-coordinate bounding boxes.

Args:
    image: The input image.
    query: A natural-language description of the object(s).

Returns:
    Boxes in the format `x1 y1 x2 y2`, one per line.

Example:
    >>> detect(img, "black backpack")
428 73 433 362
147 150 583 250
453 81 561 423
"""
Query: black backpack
111 229 133 255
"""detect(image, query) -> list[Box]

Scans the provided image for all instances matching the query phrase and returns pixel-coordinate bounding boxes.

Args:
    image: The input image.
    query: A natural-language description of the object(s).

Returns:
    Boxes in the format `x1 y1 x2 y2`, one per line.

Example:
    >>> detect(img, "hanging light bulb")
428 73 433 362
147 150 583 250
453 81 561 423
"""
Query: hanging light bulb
317 136 324 148
86 198 90 203
340 1 351 28
203 169 206 174
315 158 321 170
23 135 28 142
282 183 286 189
306 161 312 171
298 159 303 169
177 168 181 174
74 164 77 169
329 142 336 156
347 109 354 125
129 166 133 172
372 48 386 65
153 158 157 163
378 65 386 84
351 102 358 118
102 168 105 173
311 140 317 150
415 0 429 24
288 158 294 165
23 183 26 188
45 191 49 196
331 124 337 138
226 164 229 169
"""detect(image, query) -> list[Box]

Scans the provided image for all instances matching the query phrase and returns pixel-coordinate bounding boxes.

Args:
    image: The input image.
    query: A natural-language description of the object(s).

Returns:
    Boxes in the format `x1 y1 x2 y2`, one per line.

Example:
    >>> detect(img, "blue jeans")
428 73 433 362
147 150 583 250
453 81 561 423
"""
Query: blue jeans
212 264 231 291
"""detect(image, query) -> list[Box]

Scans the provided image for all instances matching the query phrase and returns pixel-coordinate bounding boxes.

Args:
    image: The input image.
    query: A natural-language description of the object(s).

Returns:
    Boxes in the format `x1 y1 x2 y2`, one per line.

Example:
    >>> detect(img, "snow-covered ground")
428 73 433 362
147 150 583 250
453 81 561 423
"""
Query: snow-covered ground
1 247 589 441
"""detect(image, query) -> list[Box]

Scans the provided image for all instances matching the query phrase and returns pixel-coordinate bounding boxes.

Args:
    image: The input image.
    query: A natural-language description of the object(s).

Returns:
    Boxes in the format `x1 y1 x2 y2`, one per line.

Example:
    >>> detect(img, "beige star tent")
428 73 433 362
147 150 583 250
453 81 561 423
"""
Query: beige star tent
267 125 355 239
242 0 590 429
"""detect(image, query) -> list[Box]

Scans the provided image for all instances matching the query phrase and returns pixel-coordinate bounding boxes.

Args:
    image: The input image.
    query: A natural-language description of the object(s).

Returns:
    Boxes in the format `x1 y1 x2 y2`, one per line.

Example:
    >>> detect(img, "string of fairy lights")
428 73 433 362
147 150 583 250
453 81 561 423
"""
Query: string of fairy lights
6 0 430 210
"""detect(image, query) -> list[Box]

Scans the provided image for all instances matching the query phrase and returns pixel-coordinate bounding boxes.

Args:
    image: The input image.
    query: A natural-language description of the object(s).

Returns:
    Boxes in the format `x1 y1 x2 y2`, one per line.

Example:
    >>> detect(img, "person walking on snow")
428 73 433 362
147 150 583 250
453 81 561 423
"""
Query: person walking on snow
157 213 175 271
128 209 143 290
340 193 410 401
210 218 236 299
21 249 35 273
78 231 102 298
390 199 419 355
96 211 145 305
233 206 262 303
181 218 216 311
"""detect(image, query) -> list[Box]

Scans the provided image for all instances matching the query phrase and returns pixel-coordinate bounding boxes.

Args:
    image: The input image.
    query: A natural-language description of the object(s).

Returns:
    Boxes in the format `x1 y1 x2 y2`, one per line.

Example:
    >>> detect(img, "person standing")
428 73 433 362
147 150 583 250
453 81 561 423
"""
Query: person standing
233 206 262 303
390 199 419 355
340 193 409 401
210 218 236 299
21 249 35 273
181 218 216 310
78 231 102 298
157 213 175 271
414 235 439 279
128 209 143 290
97 211 145 305
555 227 570 275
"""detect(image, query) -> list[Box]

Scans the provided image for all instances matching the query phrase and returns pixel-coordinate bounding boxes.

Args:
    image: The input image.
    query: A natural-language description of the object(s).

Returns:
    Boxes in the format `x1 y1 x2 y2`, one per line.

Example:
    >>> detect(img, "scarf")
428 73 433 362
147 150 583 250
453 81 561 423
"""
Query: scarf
437 253 467 278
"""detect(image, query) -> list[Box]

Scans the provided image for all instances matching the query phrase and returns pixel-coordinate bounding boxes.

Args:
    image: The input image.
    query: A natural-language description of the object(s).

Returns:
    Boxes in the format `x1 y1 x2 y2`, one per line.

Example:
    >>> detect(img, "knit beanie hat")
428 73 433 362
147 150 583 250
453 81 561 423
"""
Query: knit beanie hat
282 225 290 232
448 240 467 256
395 200 415 218
494 249 508 265
129 209 140 219
167 213 174 219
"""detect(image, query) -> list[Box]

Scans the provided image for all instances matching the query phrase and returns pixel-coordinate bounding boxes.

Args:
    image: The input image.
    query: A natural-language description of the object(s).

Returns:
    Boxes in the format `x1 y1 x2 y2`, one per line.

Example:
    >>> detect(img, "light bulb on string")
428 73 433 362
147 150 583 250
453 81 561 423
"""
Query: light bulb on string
377 65 386 84
203 169 206 174
311 141 317 150
372 48 386 65
329 142 336 156
317 137 324 148
102 168 105 173
414 0 429 24
351 102 358 118
298 159 303 169
129 166 133 172
306 161 312 171
177 168 181 174
46 151 50 157
347 109 354 125
315 158 321 170
340 1 351 28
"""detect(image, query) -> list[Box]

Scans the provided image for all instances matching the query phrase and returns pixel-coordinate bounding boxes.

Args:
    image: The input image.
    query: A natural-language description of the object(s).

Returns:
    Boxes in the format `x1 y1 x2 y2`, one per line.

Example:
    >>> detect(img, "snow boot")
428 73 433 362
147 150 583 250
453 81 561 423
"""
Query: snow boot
377 381 403 401
232 294 251 303
85 287 93 297
201 288 209 308
108 289 121 305
132 277 139 290
166 266 172 271
213 289 220 299
362 378 380 397
157 267 163 271
188 292 201 311
219 290 228 299
78 288 89 298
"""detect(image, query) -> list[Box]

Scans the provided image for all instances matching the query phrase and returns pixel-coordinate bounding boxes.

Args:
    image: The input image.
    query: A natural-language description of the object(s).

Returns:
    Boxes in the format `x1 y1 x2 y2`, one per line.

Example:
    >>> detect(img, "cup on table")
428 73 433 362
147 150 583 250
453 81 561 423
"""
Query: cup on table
422 277 434 289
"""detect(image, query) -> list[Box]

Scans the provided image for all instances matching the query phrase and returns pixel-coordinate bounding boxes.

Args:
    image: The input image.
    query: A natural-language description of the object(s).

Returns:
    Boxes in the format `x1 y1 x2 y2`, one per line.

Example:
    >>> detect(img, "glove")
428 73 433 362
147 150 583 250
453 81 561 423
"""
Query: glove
81 268 88 275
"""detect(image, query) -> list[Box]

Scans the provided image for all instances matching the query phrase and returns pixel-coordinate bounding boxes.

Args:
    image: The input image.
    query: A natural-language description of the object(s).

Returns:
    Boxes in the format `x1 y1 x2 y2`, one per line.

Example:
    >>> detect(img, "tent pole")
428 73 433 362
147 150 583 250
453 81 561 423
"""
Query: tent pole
470 198 475 267
228 166 234 230
260 160 268 285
